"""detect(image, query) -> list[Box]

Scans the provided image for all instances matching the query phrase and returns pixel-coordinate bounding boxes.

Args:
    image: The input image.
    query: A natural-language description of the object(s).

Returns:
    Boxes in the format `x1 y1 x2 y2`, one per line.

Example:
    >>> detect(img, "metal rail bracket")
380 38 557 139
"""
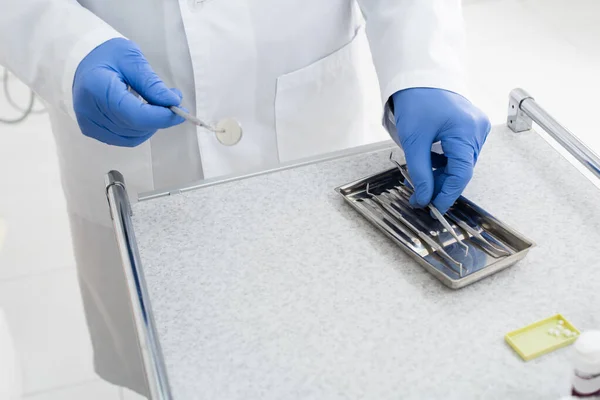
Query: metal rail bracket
507 88 533 132
506 87 600 179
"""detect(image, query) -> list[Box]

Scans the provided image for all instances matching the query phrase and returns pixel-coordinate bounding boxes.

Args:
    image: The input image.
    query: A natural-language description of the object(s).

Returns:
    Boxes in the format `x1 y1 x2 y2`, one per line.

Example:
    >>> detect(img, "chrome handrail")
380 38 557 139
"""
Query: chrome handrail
106 171 172 400
507 88 600 179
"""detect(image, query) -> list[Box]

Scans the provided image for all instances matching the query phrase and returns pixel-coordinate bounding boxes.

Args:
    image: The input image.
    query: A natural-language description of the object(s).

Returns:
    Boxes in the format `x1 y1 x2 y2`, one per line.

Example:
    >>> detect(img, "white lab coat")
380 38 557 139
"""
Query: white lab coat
0 0 467 396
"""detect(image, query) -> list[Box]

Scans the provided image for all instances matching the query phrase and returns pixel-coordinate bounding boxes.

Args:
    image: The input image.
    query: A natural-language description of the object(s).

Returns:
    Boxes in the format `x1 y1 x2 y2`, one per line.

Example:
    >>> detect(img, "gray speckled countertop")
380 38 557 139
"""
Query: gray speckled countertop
132 126 600 400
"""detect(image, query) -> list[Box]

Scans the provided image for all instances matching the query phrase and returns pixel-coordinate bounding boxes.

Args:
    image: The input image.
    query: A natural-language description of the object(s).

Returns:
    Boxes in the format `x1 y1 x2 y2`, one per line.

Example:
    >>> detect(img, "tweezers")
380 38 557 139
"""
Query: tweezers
364 184 465 277
388 153 469 256
445 209 513 258
391 185 512 259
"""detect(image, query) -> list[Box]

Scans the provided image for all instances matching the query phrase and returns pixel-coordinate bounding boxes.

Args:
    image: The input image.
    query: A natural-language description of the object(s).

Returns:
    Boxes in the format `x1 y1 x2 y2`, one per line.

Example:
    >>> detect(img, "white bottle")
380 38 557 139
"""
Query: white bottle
571 331 600 398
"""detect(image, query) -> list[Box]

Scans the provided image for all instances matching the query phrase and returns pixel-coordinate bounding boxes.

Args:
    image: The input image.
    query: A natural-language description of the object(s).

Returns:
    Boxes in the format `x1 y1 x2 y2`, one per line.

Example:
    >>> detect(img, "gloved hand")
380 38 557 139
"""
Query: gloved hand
392 88 491 213
72 38 185 147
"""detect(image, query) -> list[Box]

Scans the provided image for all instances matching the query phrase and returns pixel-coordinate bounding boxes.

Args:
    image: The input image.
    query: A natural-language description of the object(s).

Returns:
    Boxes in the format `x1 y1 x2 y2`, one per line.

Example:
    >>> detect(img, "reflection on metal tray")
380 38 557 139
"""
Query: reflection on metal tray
335 155 534 289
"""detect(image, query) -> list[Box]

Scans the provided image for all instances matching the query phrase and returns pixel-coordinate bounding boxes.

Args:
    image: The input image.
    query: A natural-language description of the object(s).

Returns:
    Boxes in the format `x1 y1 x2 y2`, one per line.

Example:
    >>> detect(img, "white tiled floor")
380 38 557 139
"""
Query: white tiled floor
25 381 119 400
0 1 598 398
0 270 97 393
121 388 147 400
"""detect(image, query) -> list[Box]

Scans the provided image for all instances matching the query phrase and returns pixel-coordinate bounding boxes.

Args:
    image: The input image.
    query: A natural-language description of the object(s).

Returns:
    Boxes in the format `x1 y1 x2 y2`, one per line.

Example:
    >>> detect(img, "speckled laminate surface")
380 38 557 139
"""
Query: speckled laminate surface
132 126 600 400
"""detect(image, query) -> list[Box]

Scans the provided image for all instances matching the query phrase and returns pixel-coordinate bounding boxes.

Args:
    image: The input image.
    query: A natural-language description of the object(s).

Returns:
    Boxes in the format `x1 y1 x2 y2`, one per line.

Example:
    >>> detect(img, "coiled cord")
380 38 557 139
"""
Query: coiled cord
0 67 45 124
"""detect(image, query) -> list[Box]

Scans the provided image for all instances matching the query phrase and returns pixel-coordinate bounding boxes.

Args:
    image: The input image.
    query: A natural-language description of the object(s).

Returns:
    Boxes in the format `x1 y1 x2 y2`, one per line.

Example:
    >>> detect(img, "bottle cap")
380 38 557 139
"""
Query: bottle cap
573 331 600 374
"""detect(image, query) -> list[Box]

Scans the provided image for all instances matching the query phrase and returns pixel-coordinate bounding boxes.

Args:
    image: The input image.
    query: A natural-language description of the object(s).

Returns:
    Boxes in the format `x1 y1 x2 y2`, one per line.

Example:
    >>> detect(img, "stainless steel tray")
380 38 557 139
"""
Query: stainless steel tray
335 162 535 289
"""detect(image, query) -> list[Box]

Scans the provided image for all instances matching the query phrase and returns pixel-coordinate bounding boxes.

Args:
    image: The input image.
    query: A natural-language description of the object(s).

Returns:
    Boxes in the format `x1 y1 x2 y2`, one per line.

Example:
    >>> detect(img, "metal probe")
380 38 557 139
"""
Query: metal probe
169 106 243 146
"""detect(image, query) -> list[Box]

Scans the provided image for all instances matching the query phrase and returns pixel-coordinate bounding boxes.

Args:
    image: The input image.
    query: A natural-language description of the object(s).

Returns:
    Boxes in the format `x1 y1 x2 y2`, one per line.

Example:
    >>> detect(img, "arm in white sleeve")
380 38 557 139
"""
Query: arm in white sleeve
356 0 468 105
0 0 124 119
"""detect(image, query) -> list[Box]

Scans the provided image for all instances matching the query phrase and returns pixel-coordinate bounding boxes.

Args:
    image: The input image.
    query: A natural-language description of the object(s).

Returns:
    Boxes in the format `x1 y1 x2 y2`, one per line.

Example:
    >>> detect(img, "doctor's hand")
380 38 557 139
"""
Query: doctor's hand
72 38 185 147
392 88 491 213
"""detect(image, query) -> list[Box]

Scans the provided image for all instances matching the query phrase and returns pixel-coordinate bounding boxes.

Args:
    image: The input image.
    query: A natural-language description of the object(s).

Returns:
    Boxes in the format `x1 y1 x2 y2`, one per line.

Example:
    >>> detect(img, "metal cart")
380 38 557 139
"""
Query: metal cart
106 89 600 399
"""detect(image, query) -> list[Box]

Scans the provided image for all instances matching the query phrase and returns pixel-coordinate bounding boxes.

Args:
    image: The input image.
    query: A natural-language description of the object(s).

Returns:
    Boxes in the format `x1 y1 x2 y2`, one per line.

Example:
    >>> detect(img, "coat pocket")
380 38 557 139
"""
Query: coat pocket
275 26 386 163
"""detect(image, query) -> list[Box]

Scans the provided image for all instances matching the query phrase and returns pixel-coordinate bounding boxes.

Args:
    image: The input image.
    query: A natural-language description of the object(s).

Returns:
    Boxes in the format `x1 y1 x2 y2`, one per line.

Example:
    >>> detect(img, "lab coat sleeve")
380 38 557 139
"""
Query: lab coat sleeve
0 0 124 120
356 0 468 106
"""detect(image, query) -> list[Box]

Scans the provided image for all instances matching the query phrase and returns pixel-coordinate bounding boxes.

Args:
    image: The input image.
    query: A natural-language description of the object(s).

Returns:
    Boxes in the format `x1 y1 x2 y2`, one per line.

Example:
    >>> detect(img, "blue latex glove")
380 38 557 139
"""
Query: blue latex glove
73 38 185 147
392 88 491 213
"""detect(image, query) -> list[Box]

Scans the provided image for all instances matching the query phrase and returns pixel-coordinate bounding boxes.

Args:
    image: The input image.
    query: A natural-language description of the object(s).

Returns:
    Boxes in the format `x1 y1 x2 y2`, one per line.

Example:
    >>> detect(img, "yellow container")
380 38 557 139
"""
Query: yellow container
505 314 580 361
